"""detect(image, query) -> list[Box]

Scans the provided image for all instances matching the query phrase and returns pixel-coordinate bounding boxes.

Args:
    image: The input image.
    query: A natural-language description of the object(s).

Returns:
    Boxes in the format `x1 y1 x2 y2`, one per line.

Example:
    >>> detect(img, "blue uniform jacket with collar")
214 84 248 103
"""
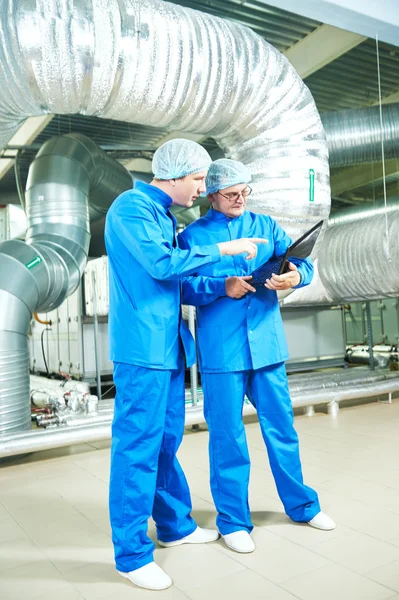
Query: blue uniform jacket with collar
104 182 221 369
178 208 314 373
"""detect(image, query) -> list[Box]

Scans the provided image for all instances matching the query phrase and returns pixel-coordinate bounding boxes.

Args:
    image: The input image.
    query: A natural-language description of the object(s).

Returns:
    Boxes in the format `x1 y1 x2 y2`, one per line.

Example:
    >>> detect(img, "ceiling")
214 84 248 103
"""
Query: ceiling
0 0 398 212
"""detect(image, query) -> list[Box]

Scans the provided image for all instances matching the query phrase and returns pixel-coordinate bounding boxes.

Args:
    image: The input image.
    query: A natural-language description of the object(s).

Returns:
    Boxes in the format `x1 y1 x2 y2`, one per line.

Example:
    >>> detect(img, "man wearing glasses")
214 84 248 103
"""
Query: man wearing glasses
179 159 335 555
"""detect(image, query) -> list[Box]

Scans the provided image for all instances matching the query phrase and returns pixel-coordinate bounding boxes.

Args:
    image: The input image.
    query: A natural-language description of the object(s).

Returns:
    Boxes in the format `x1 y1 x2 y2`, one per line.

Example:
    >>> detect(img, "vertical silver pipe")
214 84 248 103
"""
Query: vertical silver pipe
365 302 375 371
91 270 102 402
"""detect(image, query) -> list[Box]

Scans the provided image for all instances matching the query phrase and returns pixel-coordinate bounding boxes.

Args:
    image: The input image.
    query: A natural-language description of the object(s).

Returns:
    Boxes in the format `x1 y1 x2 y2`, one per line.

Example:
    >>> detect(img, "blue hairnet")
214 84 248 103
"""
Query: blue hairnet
206 159 251 194
152 139 212 180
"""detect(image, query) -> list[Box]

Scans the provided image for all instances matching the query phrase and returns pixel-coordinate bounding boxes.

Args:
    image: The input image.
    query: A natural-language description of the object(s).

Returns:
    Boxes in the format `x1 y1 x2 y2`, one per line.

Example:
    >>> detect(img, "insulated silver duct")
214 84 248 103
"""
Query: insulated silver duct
0 0 331 436
0 0 330 244
317 212 399 302
322 103 399 168
1 369 397 458
282 198 399 305
328 200 399 227
0 133 132 435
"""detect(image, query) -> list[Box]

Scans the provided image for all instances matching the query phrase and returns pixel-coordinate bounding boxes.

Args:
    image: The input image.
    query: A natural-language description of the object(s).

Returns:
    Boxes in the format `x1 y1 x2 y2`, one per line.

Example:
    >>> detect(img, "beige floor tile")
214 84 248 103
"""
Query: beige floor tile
0 504 10 520
1 393 399 599
0 455 90 485
249 465 280 498
213 527 330 584
0 560 81 600
92 518 112 538
0 537 48 571
265 518 341 548
356 469 399 491
244 422 269 450
86 440 112 451
247 446 273 473
67 560 191 600
39 539 115 575
306 526 399 574
0 481 63 510
314 489 399 542
299 462 343 486
154 542 246 593
248 495 287 527
299 446 353 472
97 582 190 600
26 512 111 549
0 516 29 544
63 562 131 600
189 495 218 529
186 568 298 600
318 474 399 515
281 563 397 600
43 470 109 504
366 559 399 592
72 500 110 524
8 498 83 530
182 465 214 504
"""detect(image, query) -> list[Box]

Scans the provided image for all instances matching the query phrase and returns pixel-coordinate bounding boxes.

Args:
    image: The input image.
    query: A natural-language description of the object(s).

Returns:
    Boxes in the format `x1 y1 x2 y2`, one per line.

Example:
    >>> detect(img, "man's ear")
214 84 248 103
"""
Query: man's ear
208 193 215 204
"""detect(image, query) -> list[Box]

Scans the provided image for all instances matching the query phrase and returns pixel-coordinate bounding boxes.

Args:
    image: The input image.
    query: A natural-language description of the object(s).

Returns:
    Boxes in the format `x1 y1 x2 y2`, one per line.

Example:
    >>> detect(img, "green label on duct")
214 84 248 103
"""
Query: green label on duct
309 168 315 202
25 256 42 270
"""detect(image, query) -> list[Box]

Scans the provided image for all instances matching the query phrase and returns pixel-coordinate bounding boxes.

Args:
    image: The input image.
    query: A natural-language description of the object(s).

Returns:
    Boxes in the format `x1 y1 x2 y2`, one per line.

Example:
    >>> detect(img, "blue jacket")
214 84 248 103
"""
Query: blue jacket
179 209 314 373
104 182 221 369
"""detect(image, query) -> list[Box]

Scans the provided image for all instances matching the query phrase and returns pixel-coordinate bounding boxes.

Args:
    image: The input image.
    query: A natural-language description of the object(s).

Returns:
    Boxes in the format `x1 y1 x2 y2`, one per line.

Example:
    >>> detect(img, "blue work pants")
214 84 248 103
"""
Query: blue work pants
202 362 320 534
109 362 196 572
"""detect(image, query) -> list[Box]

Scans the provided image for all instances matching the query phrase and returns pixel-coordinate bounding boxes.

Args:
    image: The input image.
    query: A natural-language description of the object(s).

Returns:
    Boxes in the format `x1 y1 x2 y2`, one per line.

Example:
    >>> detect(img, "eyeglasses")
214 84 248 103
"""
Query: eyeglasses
217 186 252 203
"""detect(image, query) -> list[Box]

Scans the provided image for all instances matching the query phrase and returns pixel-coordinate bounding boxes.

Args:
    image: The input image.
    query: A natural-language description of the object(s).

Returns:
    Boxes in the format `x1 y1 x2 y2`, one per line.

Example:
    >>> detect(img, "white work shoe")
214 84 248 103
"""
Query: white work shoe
119 562 172 590
223 531 256 553
308 511 336 530
158 526 219 547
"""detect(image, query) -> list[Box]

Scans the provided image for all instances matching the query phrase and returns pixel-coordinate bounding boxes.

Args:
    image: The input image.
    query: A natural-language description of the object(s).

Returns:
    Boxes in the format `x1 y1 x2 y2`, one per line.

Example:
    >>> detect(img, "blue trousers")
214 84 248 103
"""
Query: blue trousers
109 362 196 572
201 362 320 535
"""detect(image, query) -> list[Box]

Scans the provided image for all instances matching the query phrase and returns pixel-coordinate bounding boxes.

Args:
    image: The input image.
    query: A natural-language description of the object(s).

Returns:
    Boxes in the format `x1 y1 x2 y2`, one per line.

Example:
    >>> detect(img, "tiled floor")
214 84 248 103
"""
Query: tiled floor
1 397 399 599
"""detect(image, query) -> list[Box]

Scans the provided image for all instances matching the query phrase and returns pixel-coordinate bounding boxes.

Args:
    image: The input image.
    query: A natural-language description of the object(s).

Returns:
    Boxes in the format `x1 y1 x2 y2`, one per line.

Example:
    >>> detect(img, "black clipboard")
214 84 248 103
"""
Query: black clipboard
250 220 323 287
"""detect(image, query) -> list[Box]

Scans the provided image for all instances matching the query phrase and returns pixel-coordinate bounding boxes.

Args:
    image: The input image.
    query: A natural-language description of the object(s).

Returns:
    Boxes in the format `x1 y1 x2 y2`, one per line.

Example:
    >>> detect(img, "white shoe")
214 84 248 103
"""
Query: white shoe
223 531 256 553
308 511 336 531
158 526 219 548
119 562 172 590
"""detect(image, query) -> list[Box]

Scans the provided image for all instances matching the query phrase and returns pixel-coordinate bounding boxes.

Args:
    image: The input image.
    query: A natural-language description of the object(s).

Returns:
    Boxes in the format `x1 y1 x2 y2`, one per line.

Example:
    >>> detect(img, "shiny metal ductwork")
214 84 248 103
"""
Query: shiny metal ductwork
0 0 331 245
282 199 399 306
0 133 132 435
1 369 398 458
0 0 331 439
322 103 399 168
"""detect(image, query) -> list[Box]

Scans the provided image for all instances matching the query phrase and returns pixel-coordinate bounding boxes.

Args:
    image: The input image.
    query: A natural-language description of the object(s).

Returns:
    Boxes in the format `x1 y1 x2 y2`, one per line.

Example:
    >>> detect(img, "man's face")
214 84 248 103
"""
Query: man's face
210 183 250 218
169 171 207 208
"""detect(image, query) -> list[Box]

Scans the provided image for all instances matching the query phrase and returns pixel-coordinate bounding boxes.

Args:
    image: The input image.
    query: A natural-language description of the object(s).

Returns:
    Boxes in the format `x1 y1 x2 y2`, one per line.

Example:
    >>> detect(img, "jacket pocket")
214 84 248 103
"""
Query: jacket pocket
197 325 224 371
128 310 167 367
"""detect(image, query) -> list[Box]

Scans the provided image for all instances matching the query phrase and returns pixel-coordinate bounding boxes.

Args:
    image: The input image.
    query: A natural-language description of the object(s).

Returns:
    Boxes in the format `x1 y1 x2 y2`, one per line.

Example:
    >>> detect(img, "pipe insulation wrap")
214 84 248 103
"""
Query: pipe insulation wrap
0 134 132 434
0 0 331 436
1 371 398 458
321 103 399 168
282 206 399 305
0 0 331 241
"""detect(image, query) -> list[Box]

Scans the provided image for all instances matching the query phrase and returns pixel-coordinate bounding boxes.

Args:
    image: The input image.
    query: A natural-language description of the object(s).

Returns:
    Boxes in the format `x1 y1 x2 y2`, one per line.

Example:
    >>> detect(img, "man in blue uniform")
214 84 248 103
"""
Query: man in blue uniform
105 142 267 590
179 159 335 554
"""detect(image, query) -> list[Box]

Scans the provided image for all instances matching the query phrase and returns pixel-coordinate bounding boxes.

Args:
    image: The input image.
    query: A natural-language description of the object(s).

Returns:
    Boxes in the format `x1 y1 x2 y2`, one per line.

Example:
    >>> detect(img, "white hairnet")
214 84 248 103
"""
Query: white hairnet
152 139 212 180
206 159 251 194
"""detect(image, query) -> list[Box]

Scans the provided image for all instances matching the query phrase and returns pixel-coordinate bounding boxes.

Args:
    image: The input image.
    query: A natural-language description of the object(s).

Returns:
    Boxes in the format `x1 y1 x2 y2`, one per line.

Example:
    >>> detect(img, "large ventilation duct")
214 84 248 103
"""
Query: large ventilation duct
282 201 399 306
0 133 132 435
0 0 331 436
322 103 399 168
0 0 331 244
